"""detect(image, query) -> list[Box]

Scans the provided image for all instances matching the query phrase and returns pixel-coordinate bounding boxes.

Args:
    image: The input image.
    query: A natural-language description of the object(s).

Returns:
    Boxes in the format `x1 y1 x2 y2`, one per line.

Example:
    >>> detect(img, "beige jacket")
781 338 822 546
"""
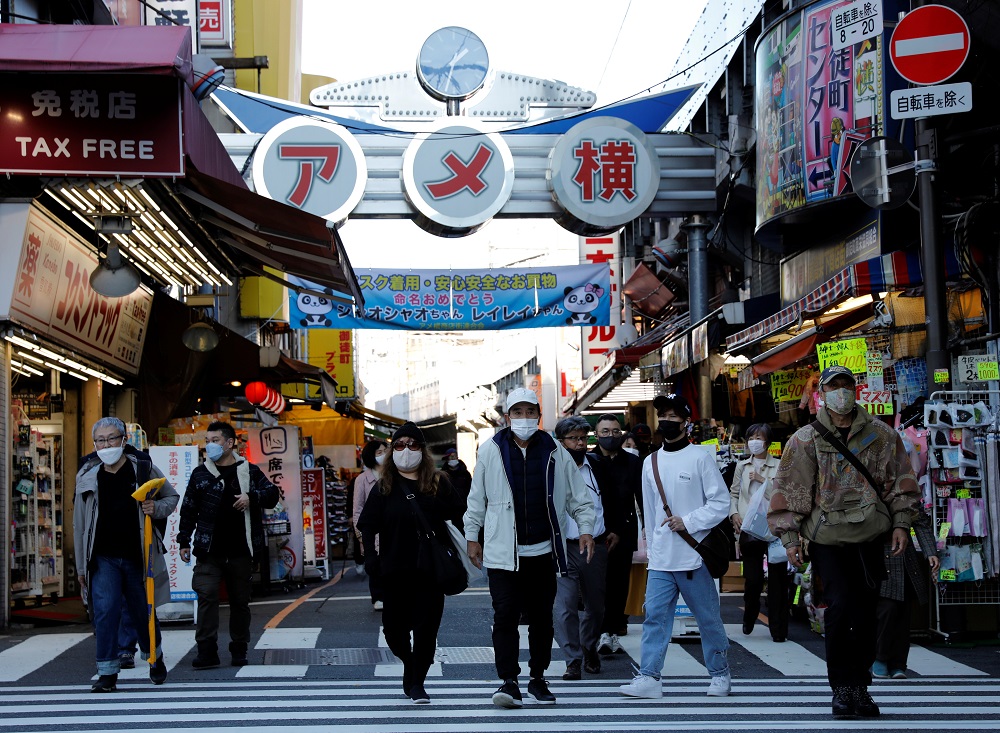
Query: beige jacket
729 453 781 519
767 407 919 547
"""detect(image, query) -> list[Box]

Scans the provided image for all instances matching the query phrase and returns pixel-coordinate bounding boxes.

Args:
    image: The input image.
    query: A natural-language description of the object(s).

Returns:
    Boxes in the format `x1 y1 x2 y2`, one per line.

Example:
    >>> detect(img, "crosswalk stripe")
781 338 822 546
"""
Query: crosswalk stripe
722 623 825 676
616 626 707 677
0 633 91 682
256 627 323 648
904 643 989 676
110 629 197 681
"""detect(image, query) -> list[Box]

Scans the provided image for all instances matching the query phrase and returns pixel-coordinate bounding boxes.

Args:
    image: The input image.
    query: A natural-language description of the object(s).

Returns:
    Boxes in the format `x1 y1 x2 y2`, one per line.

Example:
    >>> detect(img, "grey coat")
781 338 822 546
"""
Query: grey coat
880 509 939 605
73 448 179 607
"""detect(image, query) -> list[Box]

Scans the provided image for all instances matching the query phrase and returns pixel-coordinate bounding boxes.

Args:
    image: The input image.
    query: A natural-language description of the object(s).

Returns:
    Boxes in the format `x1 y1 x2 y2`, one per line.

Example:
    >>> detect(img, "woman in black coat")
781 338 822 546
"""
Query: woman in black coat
357 422 466 705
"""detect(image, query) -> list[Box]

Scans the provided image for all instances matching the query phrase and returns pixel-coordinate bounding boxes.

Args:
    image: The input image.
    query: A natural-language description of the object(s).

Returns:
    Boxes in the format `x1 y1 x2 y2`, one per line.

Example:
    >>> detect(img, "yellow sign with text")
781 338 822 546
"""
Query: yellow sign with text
977 361 999 382
770 368 813 403
310 329 354 399
816 337 868 373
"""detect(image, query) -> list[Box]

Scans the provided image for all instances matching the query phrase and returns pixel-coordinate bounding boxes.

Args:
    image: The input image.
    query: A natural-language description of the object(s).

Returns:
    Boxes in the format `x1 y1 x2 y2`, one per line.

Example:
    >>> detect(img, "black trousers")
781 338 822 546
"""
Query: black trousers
739 534 789 639
381 570 445 688
602 543 633 634
875 577 916 671
809 538 886 688
192 555 253 652
488 553 557 681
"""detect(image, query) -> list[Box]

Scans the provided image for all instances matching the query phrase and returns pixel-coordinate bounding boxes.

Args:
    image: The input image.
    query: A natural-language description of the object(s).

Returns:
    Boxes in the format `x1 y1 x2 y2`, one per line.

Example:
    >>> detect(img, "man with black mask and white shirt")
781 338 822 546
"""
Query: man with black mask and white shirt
465 388 595 709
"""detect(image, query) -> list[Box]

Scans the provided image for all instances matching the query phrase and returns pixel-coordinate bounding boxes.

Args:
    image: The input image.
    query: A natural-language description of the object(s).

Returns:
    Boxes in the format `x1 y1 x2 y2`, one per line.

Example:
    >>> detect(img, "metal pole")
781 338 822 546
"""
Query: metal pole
683 215 712 419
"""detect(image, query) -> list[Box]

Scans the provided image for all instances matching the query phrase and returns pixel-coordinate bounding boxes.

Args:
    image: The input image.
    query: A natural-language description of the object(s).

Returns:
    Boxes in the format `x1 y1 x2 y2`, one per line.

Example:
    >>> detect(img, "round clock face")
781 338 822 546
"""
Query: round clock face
416 26 489 101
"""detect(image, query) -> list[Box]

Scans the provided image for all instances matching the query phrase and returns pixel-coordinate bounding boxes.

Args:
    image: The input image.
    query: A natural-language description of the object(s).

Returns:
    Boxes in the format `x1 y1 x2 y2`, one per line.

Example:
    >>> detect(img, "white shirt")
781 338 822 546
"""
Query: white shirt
565 456 605 539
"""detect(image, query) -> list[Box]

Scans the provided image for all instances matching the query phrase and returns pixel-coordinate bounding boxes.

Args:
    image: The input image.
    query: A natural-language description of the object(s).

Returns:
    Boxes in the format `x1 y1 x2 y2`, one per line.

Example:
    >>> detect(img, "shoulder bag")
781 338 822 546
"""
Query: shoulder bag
650 451 731 578
407 489 468 596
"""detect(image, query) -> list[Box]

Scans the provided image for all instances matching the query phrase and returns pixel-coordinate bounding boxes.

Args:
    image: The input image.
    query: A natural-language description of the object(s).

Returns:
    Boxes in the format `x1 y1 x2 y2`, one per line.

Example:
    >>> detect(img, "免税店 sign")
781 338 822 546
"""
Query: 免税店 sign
0 74 183 177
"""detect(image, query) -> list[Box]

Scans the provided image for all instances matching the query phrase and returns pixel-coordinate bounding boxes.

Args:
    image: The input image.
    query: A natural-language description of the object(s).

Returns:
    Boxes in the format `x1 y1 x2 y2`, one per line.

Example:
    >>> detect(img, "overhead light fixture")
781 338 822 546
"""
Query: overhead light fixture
90 242 141 298
182 322 220 352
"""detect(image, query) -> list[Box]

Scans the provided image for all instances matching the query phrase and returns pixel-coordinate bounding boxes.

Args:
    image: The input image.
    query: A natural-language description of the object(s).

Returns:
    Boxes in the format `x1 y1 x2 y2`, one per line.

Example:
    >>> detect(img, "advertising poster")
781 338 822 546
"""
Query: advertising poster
301 468 326 563
149 445 198 602
248 425 303 581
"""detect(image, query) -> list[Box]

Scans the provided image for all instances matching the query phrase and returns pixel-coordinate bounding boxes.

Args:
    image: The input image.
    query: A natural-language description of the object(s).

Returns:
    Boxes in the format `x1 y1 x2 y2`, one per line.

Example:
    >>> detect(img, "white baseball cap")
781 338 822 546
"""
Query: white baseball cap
504 387 539 412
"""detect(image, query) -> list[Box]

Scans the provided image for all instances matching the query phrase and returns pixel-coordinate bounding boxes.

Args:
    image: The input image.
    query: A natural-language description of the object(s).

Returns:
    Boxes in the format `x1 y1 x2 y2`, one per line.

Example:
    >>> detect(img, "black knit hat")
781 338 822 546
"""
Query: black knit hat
391 421 424 444
653 393 692 418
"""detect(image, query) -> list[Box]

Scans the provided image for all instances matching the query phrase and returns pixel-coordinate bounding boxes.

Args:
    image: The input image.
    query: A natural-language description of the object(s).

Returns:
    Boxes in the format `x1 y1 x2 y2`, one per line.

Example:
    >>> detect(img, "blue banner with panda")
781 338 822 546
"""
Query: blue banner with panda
290 264 611 330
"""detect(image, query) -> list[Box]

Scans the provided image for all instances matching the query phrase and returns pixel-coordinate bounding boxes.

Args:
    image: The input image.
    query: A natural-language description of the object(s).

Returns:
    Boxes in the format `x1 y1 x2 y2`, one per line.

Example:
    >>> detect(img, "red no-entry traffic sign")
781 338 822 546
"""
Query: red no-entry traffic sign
890 4 970 86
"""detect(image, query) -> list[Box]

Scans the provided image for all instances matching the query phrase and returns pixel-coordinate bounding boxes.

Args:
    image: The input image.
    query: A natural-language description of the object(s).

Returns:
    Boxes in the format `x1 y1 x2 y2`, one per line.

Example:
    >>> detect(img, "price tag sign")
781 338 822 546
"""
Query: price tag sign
956 488 972 499
701 438 719 452
816 338 868 373
857 388 894 415
866 351 884 390
977 361 999 382
938 522 951 540
769 368 813 403
768 441 782 458
934 368 950 384
957 354 990 383
940 569 956 582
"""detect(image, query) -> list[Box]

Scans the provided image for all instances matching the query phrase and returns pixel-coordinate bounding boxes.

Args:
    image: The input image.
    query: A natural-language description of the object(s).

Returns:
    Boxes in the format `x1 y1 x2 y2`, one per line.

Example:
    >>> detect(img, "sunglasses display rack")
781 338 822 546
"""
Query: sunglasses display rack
925 389 1000 641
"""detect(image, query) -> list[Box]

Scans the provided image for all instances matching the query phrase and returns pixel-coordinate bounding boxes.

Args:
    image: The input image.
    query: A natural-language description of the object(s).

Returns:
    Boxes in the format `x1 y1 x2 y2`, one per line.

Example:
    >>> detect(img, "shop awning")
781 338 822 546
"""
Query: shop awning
750 301 876 378
726 250 923 352
263 354 339 408
344 402 406 430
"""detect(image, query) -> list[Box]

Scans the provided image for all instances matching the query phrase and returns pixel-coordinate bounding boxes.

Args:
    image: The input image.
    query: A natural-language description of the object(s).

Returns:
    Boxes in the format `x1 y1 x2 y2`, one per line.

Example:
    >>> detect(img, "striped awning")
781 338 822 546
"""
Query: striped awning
726 250 922 352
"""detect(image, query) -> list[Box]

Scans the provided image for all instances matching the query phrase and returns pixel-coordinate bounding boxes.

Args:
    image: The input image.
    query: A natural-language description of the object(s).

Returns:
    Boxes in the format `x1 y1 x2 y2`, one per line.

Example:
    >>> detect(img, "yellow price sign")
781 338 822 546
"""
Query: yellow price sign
816 337 868 373
701 438 719 452
768 441 782 458
956 488 972 499
938 522 951 540
769 368 813 403
940 569 957 582
977 361 999 381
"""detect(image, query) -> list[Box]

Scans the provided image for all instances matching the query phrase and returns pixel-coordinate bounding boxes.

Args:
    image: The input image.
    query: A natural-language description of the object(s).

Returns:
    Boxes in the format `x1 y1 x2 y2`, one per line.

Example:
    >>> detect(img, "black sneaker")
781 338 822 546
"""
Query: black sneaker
409 685 430 704
118 652 135 669
91 674 117 693
853 687 880 717
149 656 168 685
192 652 221 670
492 680 523 709
527 677 556 704
832 687 856 719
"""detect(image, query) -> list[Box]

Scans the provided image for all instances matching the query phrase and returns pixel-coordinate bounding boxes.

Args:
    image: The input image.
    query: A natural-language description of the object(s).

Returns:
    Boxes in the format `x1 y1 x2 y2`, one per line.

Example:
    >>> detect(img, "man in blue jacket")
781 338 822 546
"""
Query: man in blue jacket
177 421 279 669
465 388 595 709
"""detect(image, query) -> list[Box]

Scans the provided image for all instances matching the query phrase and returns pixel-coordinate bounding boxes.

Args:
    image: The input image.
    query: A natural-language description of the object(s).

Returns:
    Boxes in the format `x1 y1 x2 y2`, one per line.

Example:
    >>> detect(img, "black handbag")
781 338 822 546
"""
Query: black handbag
408 490 468 596
650 451 732 579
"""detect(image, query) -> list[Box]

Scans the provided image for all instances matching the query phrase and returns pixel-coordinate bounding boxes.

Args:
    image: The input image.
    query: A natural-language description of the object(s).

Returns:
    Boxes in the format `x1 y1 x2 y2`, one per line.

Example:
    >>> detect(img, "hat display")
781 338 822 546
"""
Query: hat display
391 421 425 444
504 387 539 412
819 365 857 385
653 393 692 418
632 423 652 439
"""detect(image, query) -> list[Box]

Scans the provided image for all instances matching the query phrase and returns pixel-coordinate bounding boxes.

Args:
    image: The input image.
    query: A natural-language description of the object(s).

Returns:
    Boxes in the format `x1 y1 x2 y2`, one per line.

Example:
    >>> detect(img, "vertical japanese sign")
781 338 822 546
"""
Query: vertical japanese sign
307 329 355 399
144 0 199 55
248 425 303 580
580 232 623 374
301 468 326 563
198 0 232 49
150 445 198 602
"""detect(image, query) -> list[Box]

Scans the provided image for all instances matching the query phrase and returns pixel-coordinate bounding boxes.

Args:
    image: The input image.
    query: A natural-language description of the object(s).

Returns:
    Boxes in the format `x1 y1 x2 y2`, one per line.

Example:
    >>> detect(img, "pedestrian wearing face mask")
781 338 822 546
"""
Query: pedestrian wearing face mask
728 423 787 641
589 414 642 656
464 388 595 709
74 417 179 692
440 447 473 500
352 439 388 608
769 365 920 719
177 421 280 669
621 433 640 457
357 422 466 705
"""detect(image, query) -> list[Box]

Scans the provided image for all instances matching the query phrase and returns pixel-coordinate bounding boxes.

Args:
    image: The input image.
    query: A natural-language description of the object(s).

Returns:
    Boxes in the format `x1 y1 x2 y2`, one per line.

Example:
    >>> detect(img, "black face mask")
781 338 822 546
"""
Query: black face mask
597 435 624 452
658 419 685 441
566 447 588 465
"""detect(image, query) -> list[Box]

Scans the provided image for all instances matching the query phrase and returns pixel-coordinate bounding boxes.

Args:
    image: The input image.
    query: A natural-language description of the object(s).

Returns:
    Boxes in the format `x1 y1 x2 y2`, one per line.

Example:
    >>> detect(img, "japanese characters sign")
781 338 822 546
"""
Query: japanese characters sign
4 205 152 374
198 0 232 49
248 425 303 581
831 0 882 52
817 336 868 373
150 446 198 602
770 368 814 403
580 232 624 374
857 387 894 415
0 74 183 177
549 117 660 231
288 264 610 331
145 0 199 55
308 328 354 399
890 81 972 120
301 468 326 563
252 117 368 226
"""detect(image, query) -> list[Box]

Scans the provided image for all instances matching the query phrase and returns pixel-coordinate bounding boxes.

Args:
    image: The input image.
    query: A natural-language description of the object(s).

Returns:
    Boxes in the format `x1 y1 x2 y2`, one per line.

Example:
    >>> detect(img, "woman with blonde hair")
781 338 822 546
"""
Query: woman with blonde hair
357 422 466 704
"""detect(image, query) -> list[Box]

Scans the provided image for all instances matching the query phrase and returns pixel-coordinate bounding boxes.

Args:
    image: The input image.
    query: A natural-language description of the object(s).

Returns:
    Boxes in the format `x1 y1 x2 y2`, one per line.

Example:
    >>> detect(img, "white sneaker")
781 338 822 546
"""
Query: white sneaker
707 674 731 697
619 674 662 698
354 565 366 577
610 633 622 653
597 633 613 655
373 600 384 611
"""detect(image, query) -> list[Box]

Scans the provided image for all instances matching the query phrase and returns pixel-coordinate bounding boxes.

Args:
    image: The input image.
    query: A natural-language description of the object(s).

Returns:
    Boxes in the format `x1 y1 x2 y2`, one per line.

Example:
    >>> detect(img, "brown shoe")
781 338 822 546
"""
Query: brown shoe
562 660 582 680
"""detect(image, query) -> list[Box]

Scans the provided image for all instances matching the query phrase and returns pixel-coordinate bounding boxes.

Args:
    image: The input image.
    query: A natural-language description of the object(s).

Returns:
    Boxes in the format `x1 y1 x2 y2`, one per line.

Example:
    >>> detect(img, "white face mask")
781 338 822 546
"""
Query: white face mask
623 447 639 456
97 445 124 466
510 418 539 441
748 439 767 456
448 459 459 468
374 453 386 466
824 387 857 415
393 449 422 472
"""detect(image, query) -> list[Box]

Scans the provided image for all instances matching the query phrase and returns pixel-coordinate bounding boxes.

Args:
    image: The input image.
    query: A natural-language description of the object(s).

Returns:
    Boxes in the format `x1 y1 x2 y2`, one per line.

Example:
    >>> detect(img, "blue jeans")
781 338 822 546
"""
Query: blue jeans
639 566 729 679
90 555 161 675
118 603 138 655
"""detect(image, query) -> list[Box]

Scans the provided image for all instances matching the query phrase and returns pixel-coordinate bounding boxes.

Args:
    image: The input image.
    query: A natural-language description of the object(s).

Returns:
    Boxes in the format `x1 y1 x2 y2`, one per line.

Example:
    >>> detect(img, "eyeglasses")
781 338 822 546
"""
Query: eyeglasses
596 429 623 437
393 440 424 452
561 434 588 443
94 434 124 448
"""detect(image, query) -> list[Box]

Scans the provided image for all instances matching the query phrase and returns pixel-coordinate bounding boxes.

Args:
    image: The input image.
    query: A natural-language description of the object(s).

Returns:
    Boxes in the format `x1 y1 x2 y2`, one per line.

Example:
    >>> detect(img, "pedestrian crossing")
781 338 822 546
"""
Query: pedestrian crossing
0 678 997 731
0 622 989 684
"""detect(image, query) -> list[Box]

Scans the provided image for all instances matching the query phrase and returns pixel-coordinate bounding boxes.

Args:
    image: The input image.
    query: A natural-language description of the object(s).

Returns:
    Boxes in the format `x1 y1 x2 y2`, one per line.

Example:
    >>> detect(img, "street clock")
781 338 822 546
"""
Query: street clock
416 26 490 101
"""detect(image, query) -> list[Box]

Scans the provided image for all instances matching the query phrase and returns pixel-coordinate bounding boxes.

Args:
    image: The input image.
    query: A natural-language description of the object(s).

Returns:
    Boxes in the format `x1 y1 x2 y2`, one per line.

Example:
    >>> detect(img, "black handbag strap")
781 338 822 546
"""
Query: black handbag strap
809 419 889 510
650 451 700 551
404 486 437 539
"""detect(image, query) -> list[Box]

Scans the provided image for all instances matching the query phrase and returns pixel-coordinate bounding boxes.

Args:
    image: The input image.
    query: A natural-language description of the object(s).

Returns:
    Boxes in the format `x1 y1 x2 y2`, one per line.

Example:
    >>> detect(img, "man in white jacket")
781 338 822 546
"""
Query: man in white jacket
619 393 732 699
465 388 595 710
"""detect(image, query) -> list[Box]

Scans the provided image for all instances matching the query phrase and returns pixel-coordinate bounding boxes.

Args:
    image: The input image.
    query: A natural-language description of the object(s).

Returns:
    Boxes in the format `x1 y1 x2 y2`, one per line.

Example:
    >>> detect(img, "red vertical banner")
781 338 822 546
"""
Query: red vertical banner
301 468 326 561
579 232 624 374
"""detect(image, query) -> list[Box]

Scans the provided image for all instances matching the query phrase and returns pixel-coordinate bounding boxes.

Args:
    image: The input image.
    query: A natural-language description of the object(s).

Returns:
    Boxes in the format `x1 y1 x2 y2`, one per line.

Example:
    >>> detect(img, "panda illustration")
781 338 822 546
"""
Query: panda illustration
563 283 603 325
297 291 334 327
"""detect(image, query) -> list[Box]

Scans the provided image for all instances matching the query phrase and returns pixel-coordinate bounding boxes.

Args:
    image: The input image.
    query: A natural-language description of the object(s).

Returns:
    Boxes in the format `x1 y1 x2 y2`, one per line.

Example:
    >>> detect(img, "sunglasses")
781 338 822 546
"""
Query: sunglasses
393 440 424 452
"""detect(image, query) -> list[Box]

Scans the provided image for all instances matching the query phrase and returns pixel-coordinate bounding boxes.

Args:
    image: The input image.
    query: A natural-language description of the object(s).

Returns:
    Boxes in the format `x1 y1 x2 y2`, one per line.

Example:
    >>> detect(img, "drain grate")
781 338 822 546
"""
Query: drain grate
434 646 496 664
263 648 397 665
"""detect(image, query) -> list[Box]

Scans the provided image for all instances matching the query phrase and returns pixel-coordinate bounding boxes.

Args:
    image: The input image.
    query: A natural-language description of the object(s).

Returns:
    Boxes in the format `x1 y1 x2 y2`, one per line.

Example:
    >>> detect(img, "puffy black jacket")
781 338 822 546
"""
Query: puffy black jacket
176 459 279 559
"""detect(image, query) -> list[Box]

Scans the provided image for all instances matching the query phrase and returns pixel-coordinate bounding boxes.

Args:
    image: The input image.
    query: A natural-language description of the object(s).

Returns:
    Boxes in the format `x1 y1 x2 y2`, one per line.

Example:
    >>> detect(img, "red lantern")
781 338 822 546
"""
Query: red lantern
245 381 269 405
